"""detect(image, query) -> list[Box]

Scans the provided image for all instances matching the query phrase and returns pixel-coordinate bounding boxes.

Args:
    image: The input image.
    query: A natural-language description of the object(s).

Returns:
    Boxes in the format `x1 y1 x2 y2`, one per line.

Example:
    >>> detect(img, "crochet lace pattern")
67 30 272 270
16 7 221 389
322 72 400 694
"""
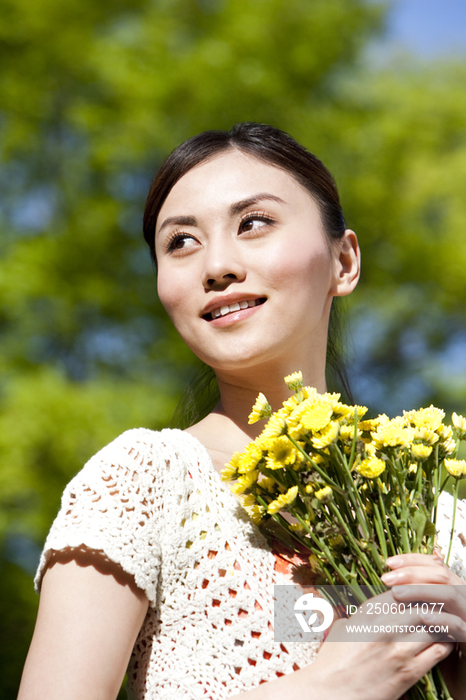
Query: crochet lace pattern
35 429 466 699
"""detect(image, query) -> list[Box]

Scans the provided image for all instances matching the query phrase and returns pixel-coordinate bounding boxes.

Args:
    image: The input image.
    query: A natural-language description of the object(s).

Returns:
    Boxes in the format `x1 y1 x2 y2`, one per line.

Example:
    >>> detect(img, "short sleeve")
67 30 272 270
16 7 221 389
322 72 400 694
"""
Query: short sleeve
436 492 466 580
34 428 164 606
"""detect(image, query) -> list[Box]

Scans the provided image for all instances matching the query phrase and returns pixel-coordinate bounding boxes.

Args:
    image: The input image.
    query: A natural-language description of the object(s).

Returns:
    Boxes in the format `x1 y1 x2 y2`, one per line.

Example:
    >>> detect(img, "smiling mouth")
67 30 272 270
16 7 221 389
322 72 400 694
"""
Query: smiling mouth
203 298 266 321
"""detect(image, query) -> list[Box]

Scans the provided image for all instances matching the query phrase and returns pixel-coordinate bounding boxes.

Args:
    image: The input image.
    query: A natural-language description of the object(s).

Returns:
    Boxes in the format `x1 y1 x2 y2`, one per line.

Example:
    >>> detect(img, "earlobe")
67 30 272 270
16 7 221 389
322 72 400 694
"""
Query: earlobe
332 229 360 297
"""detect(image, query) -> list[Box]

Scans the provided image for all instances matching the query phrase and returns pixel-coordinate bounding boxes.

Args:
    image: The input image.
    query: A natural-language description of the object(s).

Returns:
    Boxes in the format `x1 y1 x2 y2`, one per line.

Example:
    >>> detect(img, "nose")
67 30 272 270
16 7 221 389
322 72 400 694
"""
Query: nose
202 239 246 291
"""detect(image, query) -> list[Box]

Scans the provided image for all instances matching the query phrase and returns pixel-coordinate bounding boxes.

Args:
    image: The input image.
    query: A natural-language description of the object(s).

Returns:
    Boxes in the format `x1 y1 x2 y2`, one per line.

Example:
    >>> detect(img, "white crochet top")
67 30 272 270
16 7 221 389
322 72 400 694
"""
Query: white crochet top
35 428 466 700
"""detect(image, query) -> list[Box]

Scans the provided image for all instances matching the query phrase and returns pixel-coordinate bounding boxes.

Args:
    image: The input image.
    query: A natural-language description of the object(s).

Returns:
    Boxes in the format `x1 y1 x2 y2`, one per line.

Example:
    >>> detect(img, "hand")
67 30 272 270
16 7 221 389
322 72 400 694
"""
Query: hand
381 552 466 699
313 596 454 700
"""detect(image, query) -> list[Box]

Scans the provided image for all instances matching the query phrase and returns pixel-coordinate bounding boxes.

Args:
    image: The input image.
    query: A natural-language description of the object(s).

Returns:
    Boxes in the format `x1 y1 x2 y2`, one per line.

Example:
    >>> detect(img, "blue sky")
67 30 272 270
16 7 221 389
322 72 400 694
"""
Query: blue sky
382 0 466 57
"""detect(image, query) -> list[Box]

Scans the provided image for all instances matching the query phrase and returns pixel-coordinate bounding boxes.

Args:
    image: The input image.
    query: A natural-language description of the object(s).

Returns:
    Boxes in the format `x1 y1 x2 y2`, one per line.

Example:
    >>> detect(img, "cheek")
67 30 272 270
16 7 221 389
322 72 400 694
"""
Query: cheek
261 237 333 294
157 271 187 325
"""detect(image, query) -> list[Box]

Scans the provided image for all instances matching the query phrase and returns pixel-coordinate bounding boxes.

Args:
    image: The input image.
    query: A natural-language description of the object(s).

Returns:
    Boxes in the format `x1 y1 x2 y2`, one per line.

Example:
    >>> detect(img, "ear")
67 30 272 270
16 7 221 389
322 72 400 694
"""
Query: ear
331 229 360 297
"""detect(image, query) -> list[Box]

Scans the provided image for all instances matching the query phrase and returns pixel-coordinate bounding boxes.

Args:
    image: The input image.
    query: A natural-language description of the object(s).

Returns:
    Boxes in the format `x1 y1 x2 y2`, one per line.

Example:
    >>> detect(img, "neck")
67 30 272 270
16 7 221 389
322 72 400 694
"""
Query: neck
184 333 330 469
213 357 328 439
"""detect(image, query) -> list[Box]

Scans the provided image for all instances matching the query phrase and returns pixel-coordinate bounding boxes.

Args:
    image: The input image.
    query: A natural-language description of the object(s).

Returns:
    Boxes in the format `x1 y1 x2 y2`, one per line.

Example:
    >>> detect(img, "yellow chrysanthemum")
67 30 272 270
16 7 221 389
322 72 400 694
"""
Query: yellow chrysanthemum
267 485 299 514
248 392 272 424
265 436 299 469
411 443 433 461
359 418 379 432
414 427 439 446
300 402 333 431
301 386 321 401
332 403 352 419
305 483 315 494
452 412 466 440
357 456 386 478
237 443 264 474
222 449 245 480
404 406 445 431
286 393 337 438
284 371 303 391
257 476 276 493
437 424 453 441
240 494 257 508
345 405 369 422
244 503 264 525
444 459 466 479
314 486 333 503
230 470 259 494
443 437 457 456
312 421 339 450
364 441 378 457
258 412 287 440
286 418 308 440
372 422 415 449
221 463 238 482
339 424 361 441
282 394 301 413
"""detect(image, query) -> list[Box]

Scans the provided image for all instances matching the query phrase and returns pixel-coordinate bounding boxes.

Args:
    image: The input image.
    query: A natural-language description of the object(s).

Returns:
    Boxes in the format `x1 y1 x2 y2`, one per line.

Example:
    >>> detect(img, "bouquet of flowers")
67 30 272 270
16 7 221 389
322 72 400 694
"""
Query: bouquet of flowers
221 371 466 700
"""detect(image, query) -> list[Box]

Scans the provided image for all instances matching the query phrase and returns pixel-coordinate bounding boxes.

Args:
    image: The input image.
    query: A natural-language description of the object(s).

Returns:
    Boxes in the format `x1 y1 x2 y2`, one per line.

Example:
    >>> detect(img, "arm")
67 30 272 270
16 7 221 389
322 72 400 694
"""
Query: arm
19 550 455 700
18 549 149 700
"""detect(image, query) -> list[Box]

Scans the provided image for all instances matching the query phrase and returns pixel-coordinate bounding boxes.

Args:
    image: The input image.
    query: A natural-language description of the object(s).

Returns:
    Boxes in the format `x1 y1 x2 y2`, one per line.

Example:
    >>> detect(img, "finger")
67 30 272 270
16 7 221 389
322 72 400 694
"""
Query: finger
421 610 466 643
385 553 445 570
381 564 462 586
391 583 466 620
410 642 455 682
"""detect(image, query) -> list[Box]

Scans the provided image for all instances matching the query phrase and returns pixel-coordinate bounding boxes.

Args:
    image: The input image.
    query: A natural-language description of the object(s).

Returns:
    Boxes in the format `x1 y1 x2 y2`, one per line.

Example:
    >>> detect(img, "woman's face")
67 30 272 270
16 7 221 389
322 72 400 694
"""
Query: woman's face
155 149 358 375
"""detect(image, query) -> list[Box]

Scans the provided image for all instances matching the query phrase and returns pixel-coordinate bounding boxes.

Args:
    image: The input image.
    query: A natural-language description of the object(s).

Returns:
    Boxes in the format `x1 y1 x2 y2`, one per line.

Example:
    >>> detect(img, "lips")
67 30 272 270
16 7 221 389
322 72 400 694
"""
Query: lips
203 297 266 321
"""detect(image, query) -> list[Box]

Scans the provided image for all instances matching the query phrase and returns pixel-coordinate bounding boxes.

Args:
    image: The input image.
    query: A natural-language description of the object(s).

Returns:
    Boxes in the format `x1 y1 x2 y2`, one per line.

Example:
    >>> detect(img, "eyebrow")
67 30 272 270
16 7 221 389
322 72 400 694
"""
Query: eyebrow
157 193 287 235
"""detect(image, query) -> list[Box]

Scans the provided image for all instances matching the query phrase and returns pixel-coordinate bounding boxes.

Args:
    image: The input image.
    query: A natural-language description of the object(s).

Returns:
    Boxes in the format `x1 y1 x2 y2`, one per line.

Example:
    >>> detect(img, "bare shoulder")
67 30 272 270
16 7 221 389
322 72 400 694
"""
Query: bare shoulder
18 548 148 700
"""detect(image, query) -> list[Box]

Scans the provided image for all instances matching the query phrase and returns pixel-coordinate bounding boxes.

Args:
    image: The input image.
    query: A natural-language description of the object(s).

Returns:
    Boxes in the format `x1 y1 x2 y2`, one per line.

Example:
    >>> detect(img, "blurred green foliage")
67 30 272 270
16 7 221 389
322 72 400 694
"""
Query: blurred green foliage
1 0 466 696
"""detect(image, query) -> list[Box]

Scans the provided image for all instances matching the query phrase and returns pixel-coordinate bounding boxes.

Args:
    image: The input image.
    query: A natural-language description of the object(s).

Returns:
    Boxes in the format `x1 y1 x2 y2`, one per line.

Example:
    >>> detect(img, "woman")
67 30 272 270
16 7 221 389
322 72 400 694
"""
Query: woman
18 123 466 700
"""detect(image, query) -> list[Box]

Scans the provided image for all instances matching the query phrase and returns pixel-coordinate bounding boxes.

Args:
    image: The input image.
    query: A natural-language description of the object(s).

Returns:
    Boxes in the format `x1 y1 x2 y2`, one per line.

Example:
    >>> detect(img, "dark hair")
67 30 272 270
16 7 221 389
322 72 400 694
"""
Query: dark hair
143 122 353 426
144 122 346 259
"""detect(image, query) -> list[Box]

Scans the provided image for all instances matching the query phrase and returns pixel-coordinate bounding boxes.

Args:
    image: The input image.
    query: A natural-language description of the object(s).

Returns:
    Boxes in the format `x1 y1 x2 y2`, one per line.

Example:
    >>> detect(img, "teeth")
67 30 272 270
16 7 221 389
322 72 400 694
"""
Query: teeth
210 299 259 319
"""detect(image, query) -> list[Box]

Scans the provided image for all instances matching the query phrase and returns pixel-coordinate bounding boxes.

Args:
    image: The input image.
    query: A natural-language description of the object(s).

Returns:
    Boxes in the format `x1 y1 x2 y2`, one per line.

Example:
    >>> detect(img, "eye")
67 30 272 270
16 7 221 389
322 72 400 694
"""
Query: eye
165 232 199 253
239 212 275 233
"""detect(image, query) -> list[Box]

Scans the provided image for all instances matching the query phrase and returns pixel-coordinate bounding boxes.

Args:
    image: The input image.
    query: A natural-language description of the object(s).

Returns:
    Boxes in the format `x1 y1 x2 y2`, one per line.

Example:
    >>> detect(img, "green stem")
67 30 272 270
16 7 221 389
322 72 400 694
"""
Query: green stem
432 664 453 700
347 407 359 469
377 483 397 557
293 512 355 588
432 444 441 530
331 442 371 540
372 501 388 560
446 479 460 566
286 435 342 491
394 464 411 554
327 502 382 588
